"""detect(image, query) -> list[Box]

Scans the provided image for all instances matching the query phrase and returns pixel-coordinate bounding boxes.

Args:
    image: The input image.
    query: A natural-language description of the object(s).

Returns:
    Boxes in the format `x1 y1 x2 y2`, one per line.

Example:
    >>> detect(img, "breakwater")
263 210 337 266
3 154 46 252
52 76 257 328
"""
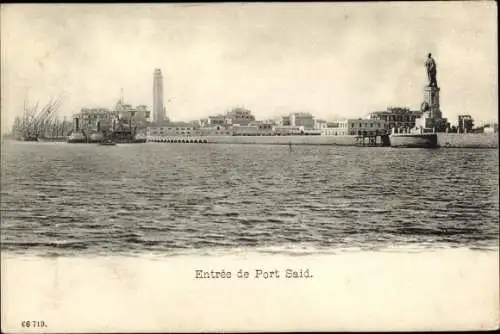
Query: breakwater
147 133 498 148
147 135 385 146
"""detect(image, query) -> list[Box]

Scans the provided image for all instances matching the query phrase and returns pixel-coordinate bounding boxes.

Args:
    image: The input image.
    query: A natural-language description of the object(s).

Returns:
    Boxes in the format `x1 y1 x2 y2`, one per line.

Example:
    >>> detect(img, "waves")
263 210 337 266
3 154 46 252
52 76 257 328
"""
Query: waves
1 142 499 256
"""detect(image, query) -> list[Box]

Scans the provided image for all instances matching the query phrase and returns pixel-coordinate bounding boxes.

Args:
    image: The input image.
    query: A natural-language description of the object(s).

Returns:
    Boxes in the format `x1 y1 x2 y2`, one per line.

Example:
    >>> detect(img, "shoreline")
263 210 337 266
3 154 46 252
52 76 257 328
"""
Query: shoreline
4 132 498 149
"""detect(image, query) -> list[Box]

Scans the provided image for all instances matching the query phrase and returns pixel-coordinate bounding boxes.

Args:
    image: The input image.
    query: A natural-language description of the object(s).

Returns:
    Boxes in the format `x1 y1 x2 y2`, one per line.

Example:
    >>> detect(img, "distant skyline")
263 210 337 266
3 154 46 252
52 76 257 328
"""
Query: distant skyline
1 2 498 133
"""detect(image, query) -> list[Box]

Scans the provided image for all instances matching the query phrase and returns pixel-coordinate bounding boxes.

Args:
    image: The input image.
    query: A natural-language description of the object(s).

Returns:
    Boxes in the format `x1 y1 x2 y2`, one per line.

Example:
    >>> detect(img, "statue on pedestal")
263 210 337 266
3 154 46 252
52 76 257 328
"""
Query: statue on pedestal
425 53 438 87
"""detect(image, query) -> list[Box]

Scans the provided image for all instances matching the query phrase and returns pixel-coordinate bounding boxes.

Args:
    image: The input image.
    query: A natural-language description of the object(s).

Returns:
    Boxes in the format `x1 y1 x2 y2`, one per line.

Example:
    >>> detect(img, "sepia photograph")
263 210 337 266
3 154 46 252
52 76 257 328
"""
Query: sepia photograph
1 2 499 332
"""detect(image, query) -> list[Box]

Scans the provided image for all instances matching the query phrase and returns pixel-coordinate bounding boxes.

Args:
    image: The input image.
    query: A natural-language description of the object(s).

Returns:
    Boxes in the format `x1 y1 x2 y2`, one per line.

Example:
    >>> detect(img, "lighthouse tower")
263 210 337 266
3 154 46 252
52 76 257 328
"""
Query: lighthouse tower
153 69 164 124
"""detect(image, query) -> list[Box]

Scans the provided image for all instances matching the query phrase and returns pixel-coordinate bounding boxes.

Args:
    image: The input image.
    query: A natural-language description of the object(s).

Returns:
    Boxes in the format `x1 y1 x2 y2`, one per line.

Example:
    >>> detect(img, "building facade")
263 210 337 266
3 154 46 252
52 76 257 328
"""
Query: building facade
322 119 386 136
226 107 255 125
293 113 315 129
314 119 327 131
345 119 387 135
147 122 195 137
274 126 305 135
208 114 231 127
369 107 422 132
73 98 151 135
73 108 114 134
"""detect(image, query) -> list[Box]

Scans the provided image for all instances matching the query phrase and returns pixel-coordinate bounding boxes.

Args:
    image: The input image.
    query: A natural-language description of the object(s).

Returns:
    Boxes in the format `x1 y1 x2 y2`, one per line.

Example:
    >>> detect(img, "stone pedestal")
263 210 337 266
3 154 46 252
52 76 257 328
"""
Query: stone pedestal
423 85 442 120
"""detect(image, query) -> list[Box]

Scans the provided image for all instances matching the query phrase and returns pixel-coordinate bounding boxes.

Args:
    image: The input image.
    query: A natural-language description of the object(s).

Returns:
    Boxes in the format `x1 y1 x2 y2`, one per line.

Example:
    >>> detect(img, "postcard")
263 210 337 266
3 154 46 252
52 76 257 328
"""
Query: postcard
1 2 498 332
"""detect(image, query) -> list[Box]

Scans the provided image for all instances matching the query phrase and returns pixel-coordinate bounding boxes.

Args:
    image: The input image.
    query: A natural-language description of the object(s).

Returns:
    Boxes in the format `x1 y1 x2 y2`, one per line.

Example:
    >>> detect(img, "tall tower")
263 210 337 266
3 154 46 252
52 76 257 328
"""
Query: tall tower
153 69 164 124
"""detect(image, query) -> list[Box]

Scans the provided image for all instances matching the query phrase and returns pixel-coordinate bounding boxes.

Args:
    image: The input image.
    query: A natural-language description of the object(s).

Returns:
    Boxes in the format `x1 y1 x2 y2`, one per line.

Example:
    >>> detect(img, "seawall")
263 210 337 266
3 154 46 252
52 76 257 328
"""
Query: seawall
148 133 498 148
204 135 359 146
147 135 388 146
437 133 498 148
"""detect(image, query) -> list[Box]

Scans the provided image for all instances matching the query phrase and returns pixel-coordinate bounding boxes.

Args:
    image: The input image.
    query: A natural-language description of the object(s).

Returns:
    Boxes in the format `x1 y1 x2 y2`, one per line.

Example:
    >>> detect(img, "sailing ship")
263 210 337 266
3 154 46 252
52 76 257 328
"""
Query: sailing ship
11 97 69 142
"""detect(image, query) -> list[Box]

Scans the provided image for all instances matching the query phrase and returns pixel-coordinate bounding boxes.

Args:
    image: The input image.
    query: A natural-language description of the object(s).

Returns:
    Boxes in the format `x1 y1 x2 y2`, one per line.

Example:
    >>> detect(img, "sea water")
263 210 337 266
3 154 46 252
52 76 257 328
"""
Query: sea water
1 141 498 331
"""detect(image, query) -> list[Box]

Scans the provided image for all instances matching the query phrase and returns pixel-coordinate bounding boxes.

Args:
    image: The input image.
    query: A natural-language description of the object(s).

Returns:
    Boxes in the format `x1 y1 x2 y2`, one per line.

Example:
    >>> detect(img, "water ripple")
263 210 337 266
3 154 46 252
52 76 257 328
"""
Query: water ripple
1 141 498 255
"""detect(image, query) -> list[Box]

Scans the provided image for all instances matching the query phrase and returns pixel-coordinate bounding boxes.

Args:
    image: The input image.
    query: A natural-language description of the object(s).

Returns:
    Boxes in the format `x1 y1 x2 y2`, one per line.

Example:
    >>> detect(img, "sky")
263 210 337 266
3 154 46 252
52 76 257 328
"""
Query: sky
1 2 497 133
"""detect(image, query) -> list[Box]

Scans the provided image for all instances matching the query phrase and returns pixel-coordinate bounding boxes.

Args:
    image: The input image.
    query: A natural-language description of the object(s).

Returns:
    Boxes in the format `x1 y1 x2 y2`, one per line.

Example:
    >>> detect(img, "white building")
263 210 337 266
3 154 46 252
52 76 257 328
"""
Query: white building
275 126 305 135
322 119 386 136
147 122 195 137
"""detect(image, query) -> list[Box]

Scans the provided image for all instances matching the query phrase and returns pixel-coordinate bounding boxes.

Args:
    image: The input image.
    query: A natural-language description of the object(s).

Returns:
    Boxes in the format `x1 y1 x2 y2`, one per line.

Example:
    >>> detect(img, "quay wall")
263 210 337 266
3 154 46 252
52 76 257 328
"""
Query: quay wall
147 134 497 147
147 135 365 146
204 135 359 145
437 133 498 148
60 132 497 148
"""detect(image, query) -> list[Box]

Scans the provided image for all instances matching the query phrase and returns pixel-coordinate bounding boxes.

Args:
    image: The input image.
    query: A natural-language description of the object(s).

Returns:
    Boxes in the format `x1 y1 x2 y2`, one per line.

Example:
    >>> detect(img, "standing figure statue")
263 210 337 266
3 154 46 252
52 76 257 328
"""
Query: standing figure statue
425 53 437 87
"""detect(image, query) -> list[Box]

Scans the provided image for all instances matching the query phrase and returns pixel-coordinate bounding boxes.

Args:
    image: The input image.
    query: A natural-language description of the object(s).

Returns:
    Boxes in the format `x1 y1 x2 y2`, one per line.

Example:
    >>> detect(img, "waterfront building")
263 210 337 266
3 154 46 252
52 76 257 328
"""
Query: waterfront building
153 68 165 124
346 119 387 136
322 119 386 136
293 112 315 129
275 126 305 135
257 123 275 135
280 115 292 127
115 100 150 129
73 108 114 134
369 107 422 131
72 96 151 136
322 121 348 136
226 107 255 125
278 112 315 128
208 114 231 127
147 122 195 137
198 126 232 136
201 107 256 131
314 119 327 131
